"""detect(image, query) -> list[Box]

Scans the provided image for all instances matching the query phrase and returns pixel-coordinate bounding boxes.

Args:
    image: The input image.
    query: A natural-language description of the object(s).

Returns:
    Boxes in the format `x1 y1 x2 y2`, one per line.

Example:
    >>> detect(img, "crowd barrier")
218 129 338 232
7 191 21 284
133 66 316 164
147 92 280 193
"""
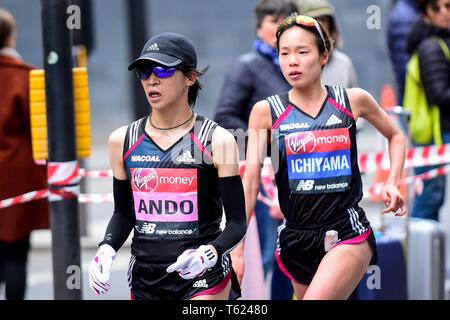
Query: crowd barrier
1 143 449 209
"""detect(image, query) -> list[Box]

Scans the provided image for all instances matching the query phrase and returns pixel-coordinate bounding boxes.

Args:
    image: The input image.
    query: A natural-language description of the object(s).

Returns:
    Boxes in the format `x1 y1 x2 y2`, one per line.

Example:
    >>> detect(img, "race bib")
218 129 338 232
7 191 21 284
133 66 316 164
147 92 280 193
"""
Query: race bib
285 128 352 193
131 167 198 237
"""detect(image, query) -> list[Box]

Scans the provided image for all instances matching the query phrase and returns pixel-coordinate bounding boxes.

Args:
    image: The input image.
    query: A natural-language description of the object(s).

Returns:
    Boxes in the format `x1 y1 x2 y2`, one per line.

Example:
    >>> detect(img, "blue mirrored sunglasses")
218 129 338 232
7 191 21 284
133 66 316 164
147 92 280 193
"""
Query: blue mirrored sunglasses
135 66 176 79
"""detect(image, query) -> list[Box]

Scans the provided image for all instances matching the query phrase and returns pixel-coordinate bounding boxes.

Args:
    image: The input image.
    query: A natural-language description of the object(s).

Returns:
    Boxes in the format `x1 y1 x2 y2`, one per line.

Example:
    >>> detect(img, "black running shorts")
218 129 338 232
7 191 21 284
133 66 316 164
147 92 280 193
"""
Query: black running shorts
128 253 241 300
275 206 378 285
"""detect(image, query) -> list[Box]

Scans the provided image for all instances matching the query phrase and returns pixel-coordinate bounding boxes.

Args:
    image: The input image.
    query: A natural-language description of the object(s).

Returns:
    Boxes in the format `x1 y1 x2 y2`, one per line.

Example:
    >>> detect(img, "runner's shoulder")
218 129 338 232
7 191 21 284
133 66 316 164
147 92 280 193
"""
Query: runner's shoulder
346 87 371 105
109 126 128 149
212 125 237 148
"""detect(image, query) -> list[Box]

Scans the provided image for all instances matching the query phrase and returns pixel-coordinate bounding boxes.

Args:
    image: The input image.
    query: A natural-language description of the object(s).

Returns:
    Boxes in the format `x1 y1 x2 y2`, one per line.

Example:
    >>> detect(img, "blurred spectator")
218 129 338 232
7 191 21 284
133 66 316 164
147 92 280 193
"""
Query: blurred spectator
0 8 49 300
405 0 450 221
214 0 296 299
387 0 420 104
297 0 358 88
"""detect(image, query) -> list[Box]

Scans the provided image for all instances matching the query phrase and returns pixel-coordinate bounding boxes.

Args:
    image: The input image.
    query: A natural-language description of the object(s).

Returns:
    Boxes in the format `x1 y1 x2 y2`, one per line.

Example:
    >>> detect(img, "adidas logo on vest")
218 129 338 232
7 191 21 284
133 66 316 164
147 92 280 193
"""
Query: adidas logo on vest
326 114 343 126
176 150 195 164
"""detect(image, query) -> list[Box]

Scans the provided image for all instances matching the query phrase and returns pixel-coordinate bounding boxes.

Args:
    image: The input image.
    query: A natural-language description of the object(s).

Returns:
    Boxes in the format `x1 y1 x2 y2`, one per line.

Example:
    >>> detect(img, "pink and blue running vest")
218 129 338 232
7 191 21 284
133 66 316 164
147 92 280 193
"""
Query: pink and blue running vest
122 115 225 264
268 85 364 225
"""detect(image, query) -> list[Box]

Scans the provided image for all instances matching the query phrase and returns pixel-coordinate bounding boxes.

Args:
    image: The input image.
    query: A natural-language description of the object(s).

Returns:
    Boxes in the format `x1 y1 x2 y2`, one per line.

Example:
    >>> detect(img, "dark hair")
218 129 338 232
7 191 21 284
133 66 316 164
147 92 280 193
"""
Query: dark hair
276 14 333 55
315 15 342 48
254 0 298 29
418 0 439 14
0 9 16 49
179 63 209 108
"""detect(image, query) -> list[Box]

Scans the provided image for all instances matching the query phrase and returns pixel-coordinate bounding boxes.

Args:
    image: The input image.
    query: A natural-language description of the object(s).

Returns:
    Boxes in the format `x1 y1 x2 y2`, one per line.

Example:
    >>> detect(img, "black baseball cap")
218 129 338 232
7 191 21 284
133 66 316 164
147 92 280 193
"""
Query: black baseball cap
128 32 197 70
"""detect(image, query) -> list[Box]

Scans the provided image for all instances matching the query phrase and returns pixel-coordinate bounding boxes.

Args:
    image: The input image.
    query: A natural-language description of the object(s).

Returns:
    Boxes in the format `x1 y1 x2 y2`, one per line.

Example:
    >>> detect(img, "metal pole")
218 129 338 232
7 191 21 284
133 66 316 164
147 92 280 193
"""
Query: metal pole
126 0 150 119
71 0 94 53
72 0 94 237
41 0 82 300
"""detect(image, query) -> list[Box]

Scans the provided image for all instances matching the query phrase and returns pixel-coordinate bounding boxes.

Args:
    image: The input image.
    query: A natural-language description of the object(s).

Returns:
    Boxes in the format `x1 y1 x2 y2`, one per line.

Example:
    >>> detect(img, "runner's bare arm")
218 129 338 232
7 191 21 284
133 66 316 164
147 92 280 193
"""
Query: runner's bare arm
348 88 407 216
108 126 128 180
243 100 273 224
212 126 240 177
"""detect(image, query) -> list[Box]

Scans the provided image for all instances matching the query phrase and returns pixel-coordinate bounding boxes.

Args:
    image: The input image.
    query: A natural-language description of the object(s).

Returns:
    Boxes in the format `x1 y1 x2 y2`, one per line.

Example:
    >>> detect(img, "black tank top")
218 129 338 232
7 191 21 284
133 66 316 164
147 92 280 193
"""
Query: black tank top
122 115 222 263
268 85 363 225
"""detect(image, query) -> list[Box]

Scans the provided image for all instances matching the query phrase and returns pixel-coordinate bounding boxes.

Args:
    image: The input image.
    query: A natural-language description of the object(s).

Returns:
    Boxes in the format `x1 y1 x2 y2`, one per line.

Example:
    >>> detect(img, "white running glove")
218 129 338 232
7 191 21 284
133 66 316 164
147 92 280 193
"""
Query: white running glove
166 245 218 279
88 244 116 295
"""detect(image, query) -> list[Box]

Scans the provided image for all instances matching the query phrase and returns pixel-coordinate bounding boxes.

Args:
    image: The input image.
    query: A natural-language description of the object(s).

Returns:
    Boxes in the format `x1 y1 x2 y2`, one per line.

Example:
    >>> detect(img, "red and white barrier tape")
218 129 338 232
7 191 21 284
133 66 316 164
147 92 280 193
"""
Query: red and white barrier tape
0 161 82 209
4 143 448 209
0 189 49 209
79 168 113 178
0 186 80 209
2 164 448 209
365 163 450 199
47 160 80 185
359 143 450 173
78 193 113 204
49 186 80 202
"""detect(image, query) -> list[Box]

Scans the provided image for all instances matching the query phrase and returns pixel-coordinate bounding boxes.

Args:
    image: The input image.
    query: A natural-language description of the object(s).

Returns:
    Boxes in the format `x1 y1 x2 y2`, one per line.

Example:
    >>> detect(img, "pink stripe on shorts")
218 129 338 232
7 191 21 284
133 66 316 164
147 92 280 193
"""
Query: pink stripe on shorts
275 249 297 283
333 227 371 248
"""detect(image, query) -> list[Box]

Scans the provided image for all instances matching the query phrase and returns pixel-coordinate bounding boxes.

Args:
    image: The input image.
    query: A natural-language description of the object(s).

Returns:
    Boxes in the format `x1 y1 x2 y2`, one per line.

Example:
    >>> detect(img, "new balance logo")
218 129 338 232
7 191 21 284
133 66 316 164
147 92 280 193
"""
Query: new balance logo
326 114 343 126
146 43 159 52
193 279 208 288
296 180 314 191
135 222 156 235
176 150 195 163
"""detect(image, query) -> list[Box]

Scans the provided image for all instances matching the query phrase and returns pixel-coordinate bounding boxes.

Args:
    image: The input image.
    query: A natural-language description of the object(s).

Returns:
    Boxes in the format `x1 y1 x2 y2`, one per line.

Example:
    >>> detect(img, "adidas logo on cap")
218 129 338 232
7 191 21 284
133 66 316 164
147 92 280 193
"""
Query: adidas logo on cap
146 43 159 52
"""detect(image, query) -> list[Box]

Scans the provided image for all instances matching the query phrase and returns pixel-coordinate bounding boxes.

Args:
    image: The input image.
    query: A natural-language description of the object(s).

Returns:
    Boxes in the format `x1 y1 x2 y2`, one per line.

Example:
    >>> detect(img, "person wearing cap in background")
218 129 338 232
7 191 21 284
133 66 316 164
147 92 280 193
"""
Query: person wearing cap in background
214 0 297 300
0 8 49 300
297 0 359 89
87 32 246 300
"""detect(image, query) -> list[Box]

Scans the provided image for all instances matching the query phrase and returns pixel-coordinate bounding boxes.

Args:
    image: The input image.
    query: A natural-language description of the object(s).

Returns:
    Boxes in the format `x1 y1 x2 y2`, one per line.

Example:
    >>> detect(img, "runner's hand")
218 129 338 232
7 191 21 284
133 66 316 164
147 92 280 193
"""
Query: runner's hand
381 184 407 216
88 244 116 295
166 245 218 279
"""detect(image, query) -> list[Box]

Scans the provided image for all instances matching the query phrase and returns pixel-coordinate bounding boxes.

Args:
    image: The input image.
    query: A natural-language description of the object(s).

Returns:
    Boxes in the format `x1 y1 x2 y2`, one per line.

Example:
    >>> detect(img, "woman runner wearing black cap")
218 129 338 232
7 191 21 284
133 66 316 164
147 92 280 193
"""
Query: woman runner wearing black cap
242 14 407 299
87 32 246 300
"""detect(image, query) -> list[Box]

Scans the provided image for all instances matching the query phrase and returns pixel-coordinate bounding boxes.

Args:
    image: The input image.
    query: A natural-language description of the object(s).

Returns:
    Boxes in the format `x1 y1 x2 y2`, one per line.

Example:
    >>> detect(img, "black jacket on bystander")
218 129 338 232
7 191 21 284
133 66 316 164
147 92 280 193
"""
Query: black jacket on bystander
406 19 450 131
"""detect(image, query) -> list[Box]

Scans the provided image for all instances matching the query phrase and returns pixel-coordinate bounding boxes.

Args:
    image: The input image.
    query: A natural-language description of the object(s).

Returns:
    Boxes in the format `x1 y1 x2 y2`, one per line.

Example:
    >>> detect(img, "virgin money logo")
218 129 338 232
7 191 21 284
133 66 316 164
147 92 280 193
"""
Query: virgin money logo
288 132 315 153
133 168 158 192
